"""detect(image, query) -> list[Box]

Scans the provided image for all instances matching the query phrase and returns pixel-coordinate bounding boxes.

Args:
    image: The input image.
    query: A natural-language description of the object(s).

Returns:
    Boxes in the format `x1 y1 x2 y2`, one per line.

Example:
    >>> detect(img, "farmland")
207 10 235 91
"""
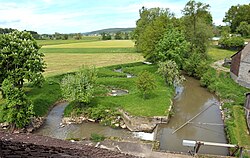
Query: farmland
39 39 143 76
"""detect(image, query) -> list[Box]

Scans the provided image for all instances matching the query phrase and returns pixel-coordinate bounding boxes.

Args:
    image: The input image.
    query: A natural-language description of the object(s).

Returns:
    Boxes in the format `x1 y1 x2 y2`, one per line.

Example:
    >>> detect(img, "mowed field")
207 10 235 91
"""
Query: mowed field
38 39 143 76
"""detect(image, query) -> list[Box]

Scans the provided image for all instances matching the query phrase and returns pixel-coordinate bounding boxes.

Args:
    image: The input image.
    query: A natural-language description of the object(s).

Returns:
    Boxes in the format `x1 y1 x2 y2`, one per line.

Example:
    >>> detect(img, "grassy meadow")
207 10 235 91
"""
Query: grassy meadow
208 46 236 61
40 39 143 76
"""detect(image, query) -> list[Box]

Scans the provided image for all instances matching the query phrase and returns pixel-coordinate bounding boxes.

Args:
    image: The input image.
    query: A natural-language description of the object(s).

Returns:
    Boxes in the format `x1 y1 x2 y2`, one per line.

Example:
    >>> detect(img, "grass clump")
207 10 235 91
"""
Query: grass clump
90 133 105 142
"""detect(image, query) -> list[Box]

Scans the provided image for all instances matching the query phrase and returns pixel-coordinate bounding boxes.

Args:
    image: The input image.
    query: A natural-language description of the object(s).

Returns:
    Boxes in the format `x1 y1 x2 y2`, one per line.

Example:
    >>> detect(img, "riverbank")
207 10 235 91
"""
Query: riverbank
62 62 174 131
199 66 250 157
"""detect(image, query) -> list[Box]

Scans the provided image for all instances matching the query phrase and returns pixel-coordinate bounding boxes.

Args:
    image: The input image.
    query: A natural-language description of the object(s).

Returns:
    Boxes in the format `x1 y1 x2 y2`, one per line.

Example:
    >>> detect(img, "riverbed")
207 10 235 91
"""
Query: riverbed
35 76 228 155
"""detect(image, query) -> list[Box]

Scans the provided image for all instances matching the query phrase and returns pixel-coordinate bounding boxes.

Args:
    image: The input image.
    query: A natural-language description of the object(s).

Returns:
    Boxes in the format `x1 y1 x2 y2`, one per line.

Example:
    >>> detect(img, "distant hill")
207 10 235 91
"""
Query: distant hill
84 28 134 35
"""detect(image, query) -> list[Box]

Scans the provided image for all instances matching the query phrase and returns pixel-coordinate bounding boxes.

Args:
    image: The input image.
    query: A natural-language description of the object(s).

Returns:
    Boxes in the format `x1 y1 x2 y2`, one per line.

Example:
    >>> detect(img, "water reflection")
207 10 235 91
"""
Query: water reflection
156 76 228 155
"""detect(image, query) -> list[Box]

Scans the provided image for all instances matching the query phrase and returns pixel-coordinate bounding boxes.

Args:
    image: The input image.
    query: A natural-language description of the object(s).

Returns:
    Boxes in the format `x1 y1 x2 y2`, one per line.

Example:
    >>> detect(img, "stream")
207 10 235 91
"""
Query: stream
35 76 228 155
156 76 228 155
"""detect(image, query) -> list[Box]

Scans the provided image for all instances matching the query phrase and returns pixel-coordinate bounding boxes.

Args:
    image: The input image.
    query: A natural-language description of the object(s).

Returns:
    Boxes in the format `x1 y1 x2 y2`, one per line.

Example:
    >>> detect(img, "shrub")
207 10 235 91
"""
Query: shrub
218 36 245 50
61 66 97 104
157 60 184 86
136 71 156 99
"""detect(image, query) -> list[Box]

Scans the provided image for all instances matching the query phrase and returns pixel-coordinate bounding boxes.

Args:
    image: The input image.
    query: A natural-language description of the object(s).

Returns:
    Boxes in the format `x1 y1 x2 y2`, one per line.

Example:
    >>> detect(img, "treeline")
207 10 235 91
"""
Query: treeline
101 32 131 40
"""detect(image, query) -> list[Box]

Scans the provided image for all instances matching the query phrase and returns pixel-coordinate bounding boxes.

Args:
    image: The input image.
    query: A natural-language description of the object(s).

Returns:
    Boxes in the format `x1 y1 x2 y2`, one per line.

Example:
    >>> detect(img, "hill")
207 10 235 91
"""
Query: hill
84 28 134 35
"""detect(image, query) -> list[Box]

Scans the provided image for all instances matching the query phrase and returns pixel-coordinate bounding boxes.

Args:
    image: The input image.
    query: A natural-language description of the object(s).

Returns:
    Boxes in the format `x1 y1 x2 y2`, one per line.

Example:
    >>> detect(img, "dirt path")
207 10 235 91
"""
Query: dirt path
211 60 230 72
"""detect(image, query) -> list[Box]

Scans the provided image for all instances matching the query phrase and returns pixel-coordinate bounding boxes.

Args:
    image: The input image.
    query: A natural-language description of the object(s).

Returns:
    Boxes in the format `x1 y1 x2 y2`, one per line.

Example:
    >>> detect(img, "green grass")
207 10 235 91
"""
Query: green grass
65 62 174 117
208 46 236 61
40 48 136 54
206 48 250 152
43 40 134 48
43 53 143 77
25 77 62 116
36 37 100 46
225 105 250 148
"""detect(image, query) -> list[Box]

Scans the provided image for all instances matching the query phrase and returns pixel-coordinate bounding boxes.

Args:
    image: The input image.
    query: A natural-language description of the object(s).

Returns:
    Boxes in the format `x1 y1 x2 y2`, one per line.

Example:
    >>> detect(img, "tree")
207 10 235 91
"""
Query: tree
124 32 129 40
0 30 45 91
133 7 173 63
157 60 184 86
74 33 82 40
182 0 213 57
101 32 112 40
223 4 250 32
155 27 190 68
61 66 97 104
114 31 123 40
1 79 34 129
0 30 45 128
236 21 250 37
136 71 156 99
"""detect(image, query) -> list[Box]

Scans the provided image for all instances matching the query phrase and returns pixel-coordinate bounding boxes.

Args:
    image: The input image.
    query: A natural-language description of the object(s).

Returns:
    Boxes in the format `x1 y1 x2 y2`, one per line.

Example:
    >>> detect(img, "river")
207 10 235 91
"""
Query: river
35 76 228 155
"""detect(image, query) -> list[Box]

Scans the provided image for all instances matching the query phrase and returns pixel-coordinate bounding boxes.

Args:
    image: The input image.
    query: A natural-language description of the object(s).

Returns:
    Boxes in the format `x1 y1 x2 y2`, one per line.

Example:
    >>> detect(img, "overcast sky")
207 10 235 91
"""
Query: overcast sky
0 0 249 34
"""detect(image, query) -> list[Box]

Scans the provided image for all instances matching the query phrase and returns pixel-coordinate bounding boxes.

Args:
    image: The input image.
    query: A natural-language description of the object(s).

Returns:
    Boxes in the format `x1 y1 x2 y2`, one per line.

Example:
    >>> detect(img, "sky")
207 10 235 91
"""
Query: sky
0 0 249 34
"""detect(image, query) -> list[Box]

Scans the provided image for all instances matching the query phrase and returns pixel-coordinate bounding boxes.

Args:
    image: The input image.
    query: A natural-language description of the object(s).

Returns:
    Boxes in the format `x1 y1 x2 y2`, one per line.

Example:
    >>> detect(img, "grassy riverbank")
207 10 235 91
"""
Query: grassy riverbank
64 62 174 117
205 46 250 151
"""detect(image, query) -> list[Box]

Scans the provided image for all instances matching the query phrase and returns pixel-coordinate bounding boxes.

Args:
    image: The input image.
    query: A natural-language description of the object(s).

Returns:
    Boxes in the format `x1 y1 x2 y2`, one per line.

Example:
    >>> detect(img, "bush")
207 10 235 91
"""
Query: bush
61 66 97 104
136 71 156 99
218 36 245 50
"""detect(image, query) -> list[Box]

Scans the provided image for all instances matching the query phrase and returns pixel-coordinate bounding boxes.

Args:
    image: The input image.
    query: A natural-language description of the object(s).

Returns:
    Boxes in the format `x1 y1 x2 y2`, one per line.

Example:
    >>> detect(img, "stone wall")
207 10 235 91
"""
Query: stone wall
0 131 138 158
119 106 171 132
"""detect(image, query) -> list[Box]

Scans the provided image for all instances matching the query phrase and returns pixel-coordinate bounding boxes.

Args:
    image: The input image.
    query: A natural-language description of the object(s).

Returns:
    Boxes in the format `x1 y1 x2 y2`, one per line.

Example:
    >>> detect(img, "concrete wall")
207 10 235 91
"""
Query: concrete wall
238 59 250 88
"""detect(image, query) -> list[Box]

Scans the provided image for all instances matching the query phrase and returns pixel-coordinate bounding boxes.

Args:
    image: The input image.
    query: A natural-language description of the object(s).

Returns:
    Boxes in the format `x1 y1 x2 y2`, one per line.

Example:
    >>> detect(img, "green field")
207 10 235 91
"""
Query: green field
208 46 236 61
41 40 143 76
37 36 100 46
43 40 134 48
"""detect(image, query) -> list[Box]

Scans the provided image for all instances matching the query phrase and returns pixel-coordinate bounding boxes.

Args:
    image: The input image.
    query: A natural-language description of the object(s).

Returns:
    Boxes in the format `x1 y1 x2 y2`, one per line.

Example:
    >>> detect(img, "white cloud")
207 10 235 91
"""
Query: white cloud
0 0 249 33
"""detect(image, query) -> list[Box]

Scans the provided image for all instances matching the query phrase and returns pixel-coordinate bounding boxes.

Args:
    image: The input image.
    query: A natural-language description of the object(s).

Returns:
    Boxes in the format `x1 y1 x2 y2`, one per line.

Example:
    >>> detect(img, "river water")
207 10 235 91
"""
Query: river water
156 76 228 155
35 76 228 155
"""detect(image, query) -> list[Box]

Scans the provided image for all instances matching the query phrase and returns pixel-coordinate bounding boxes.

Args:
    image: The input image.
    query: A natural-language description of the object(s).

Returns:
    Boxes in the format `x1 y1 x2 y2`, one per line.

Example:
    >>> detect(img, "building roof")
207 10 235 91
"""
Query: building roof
231 42 250 60
241 42 250 62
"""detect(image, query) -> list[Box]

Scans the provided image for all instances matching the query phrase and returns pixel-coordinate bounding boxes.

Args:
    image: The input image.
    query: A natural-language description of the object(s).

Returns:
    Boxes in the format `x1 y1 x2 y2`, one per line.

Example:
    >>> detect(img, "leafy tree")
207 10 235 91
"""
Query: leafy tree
101 32 112 40
223 3 250 32
136 71 156 99
157 60 184 86
124 32 129 40
155 27 190 68
61 66 97 104
0 30 45 128
133 7 173 63
182 0 213 57
74 33 82 40
63 34 69 40
183 52 209 78
114 31 123 40
236 21 250 37
0 30 45 92
221 26 231 37
1 79 34 129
